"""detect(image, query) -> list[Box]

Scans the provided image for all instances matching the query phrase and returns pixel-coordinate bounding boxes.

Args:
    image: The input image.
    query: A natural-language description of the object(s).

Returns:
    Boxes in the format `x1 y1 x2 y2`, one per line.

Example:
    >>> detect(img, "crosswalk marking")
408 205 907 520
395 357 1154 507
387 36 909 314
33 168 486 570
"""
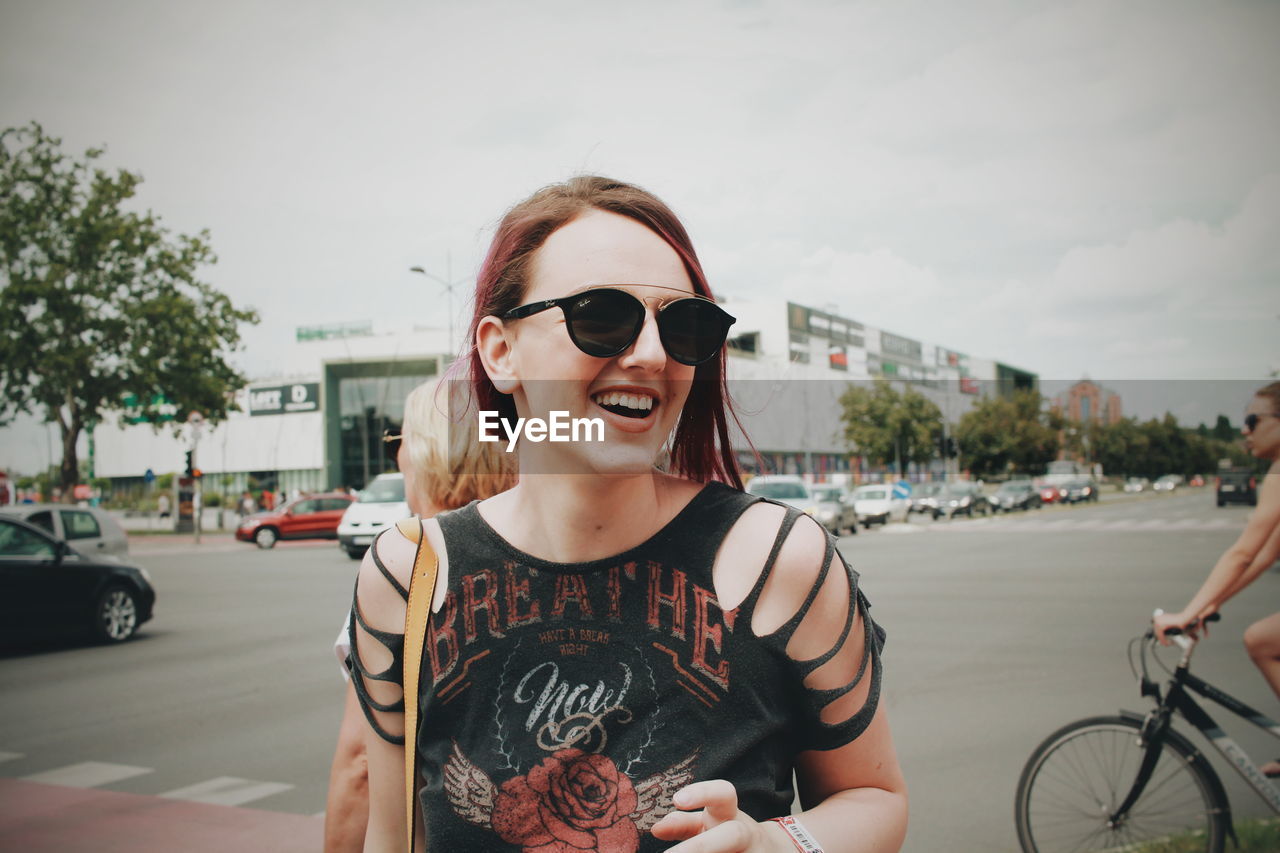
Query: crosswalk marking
21 761 153 788
0 752 24 764
160 776 294 806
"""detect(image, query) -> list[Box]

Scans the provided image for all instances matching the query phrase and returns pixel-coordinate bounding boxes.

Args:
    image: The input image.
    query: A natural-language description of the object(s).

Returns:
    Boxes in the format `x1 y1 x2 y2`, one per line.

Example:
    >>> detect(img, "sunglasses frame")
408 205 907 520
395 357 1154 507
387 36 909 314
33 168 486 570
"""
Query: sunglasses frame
1243 412 1276 432
381 427 402 466
501 286 736 366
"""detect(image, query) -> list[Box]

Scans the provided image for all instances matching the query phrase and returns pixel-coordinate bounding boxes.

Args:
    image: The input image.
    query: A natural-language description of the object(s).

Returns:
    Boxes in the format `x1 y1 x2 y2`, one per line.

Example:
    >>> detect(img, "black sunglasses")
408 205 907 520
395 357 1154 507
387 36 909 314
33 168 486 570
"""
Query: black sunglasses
1244 413 1276 432
502 287 736 366
382 428 402 466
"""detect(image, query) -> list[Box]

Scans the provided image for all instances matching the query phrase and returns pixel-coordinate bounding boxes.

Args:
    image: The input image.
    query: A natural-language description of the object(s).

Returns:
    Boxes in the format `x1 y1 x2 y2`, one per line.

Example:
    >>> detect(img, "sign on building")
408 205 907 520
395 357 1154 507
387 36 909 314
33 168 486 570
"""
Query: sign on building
249 383 320 416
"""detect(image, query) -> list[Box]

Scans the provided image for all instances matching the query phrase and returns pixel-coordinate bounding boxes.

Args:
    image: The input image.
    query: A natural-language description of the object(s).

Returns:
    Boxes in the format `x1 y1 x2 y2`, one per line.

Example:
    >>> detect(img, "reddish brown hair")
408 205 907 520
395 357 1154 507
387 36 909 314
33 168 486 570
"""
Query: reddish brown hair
462 175 746 488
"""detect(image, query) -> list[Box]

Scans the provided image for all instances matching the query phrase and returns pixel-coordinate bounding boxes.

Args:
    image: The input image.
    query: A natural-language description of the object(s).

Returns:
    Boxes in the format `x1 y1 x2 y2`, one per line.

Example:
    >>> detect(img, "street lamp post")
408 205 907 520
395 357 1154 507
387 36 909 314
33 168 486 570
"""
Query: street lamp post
409 252 466 357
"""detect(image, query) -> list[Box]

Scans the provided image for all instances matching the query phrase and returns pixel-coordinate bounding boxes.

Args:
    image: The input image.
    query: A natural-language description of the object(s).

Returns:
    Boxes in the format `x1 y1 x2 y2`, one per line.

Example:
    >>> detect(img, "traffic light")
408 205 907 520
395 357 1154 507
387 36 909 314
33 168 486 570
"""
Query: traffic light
947 437 958 458
184 451 194 477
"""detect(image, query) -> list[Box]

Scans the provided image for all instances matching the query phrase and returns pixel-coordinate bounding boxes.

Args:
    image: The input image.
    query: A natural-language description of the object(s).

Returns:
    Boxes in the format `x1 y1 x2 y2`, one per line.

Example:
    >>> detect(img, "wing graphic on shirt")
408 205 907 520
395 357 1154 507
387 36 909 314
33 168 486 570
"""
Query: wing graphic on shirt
629 752 699 832
443 741 497 828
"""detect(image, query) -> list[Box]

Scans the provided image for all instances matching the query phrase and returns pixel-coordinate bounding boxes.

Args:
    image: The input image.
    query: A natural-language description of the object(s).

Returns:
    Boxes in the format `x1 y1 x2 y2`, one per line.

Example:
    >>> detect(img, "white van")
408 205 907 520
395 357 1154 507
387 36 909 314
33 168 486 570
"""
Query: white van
336 473 409 559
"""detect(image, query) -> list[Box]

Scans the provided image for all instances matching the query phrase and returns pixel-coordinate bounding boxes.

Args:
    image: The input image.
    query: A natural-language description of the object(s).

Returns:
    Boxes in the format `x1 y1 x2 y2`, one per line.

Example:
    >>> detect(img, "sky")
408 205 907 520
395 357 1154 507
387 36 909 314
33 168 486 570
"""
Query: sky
1 0 1277 473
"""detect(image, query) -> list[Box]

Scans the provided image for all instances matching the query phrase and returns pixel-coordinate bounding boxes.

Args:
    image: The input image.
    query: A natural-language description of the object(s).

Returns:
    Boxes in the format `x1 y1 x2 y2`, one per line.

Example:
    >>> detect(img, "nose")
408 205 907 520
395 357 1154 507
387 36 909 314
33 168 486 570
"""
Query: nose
617 308 667 372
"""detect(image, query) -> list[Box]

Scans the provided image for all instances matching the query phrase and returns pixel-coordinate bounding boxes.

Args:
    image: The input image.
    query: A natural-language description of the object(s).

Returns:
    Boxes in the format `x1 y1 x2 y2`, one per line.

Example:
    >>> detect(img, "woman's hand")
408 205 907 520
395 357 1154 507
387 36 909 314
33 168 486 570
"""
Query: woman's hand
1153 609 1195 644
650 780 788 853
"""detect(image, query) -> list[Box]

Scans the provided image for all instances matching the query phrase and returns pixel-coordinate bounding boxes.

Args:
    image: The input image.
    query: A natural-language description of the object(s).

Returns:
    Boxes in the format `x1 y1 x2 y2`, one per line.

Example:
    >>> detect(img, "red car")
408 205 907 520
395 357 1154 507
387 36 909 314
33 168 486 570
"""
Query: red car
235 492 354 549
1039 484 1065 504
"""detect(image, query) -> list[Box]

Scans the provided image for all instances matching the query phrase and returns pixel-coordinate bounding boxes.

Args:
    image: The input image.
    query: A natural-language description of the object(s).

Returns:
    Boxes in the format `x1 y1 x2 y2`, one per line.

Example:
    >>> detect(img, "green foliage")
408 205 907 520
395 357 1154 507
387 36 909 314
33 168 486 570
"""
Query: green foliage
954 390 1061 477
156 472 174 491
838 379 944 474
0 122 259 500
1211 414 1236 442
1054 413 1252 478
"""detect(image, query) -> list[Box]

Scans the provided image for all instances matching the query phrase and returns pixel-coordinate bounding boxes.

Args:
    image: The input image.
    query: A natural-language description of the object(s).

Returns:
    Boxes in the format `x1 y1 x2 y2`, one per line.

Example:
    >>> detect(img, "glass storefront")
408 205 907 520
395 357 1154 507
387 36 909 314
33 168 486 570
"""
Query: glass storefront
325 360 438 490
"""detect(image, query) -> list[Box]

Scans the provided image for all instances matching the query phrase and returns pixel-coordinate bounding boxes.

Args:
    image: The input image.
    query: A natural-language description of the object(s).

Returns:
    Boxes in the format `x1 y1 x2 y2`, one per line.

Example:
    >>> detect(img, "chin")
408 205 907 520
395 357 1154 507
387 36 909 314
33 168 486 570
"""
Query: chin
581 443 665 478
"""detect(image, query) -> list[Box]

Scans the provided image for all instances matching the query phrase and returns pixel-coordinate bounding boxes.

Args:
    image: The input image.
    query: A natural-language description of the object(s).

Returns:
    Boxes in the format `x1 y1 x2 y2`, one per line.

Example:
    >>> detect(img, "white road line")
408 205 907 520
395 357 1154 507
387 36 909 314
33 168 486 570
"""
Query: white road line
160 776 294 806
21 761 153 788
0 752 24 763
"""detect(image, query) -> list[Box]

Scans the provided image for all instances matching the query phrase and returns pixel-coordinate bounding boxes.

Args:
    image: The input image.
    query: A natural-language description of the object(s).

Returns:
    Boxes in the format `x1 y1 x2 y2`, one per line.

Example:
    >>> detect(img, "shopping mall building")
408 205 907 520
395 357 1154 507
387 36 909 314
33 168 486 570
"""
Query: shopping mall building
93 303 1037 494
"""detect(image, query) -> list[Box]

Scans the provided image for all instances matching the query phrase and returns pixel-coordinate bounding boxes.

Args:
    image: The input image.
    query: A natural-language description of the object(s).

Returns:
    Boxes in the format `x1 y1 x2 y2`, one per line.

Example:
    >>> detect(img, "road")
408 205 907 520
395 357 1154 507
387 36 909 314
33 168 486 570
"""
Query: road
0 489 1275 852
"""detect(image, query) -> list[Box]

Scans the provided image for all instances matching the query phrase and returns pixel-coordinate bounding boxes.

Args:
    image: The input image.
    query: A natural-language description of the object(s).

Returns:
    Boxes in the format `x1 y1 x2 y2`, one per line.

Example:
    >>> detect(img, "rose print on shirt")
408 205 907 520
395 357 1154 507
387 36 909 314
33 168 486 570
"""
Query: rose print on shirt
444 741 698 852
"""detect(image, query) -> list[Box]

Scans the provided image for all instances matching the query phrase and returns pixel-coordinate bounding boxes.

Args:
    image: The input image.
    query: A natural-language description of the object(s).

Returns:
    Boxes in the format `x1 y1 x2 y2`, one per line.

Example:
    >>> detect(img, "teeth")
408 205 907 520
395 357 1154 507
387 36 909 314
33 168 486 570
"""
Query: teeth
593 391 655 411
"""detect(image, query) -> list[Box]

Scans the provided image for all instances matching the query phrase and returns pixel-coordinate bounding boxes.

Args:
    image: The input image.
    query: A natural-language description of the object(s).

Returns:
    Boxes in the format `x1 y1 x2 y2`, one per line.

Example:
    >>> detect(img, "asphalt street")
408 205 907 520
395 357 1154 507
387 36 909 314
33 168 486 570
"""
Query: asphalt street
0 489 1275 852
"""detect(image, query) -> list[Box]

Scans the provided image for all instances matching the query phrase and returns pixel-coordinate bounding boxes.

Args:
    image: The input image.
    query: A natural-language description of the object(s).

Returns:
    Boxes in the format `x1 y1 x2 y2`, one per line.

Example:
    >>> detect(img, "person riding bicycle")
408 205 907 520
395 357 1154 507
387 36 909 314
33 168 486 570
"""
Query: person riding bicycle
1154 380 1280 777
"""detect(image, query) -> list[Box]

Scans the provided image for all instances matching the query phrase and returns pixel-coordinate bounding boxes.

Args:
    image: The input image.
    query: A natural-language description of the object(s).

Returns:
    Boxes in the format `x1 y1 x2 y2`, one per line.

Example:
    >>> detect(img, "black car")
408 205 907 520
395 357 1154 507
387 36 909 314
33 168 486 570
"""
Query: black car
0 515 155 646
990 480 1042 512
1216 467 1258 507
939 482 990 518
1062 478 1100 504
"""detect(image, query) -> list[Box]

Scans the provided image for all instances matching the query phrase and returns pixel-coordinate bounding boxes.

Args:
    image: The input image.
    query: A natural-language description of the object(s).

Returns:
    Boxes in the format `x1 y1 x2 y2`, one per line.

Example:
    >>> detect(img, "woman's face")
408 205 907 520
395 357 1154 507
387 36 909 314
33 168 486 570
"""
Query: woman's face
1242 395 1280 461
492 209 697 477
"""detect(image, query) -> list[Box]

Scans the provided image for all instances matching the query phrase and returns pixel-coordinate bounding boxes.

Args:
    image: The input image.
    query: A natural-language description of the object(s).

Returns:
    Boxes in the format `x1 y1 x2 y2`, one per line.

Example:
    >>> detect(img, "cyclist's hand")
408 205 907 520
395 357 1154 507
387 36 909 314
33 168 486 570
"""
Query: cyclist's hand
1153 609 1194 645
1193 603 1219 637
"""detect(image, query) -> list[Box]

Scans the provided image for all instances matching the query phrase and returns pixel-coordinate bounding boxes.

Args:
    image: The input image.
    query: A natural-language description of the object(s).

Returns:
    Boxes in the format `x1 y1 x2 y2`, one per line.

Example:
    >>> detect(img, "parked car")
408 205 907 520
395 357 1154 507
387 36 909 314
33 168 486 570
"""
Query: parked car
851 484 910 527
0 503 129 560
1216 467 1258 507
0 514 155 645
1123 477 1150 493
808 484 858 535
1152 474 1183 493
909 483 945 516
1062 478 1100 504
236 491 354 549
939 481 990 518
337 473 410 559
1038 483 1064 505
746 475 809 503
989 480 1041 513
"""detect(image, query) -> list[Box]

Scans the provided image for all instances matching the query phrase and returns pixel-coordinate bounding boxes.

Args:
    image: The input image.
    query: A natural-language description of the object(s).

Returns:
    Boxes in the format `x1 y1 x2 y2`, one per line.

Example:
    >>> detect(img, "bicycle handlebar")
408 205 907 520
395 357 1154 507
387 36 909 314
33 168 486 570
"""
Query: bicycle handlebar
1150 609 1221 637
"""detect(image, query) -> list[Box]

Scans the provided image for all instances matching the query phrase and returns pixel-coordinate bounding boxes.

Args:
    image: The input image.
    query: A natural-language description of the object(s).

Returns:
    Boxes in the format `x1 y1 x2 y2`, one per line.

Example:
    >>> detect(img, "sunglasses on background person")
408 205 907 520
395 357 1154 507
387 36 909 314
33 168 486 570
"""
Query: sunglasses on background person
382 428 401 467
502 286 736 366
1244 413 1277 432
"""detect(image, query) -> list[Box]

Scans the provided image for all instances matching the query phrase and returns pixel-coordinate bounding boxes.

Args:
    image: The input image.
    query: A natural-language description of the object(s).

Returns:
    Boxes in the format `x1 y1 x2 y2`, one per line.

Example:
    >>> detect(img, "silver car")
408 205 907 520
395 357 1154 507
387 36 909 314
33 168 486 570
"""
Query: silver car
0 503 130 560
809 485 859 535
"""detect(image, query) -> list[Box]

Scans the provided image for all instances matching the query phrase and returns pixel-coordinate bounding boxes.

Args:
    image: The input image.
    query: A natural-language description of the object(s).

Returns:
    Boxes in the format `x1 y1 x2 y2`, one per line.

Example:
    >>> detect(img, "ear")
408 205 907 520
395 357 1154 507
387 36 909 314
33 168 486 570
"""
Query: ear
475 315 520 395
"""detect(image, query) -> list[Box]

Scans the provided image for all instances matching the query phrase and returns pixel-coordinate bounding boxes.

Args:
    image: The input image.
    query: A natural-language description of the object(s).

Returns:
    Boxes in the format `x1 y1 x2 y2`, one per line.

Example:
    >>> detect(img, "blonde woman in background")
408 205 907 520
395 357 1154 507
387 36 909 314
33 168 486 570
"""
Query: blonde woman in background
324 376 516 852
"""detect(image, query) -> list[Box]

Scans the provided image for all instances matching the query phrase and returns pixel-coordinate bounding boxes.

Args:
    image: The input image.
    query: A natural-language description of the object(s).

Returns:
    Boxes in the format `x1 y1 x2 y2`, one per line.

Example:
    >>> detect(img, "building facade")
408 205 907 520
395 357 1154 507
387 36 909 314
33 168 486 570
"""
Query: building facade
93 303 1039 494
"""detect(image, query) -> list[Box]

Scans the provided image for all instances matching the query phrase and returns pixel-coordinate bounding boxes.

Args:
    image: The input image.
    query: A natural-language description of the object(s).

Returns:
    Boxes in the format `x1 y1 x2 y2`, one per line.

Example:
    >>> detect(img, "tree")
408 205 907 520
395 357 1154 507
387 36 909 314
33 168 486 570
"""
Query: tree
0 123 258 499
953 389 1060 477
839 379 943 475
1211 415 1236 443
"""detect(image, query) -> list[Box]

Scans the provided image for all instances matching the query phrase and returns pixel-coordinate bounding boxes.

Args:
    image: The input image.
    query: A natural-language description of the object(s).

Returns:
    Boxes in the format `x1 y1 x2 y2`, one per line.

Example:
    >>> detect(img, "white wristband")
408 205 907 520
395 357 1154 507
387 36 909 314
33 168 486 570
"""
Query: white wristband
770 815 824 853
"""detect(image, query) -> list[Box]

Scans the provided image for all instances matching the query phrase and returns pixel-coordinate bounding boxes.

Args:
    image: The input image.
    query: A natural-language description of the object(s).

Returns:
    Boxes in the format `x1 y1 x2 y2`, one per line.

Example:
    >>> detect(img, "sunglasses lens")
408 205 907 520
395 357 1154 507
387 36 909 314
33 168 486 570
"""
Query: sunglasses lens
659 299 733 365
1244 414 1258 431
566 289 644 357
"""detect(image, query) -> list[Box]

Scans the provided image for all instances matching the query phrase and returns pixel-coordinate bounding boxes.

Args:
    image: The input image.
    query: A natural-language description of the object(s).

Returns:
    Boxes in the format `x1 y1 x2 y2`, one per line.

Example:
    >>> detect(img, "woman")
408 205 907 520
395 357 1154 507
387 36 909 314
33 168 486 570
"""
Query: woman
1155 381 1280 776
351 176 907 852
325 377 516 851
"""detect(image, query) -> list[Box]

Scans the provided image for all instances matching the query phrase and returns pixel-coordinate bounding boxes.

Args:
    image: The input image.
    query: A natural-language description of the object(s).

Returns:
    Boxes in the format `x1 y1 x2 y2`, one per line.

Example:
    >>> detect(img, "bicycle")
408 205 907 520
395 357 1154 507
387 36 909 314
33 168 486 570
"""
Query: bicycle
1014 613 1280 852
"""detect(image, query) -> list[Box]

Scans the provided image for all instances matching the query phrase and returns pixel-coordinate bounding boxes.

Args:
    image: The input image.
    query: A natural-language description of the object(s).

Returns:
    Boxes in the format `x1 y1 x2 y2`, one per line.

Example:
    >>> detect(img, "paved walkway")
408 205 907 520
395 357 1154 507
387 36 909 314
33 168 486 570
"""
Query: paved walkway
0 780 322 852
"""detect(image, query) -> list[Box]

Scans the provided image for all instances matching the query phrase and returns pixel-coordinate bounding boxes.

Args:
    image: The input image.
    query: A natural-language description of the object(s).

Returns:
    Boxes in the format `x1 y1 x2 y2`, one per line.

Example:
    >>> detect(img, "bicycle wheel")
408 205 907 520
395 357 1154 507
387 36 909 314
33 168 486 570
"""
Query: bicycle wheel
1015 715 1227 853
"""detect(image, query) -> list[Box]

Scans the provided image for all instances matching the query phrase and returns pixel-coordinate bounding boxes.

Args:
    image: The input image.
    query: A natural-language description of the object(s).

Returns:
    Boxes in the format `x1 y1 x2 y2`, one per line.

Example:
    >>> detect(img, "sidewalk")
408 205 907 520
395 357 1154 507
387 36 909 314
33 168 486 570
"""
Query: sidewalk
0 780 322 853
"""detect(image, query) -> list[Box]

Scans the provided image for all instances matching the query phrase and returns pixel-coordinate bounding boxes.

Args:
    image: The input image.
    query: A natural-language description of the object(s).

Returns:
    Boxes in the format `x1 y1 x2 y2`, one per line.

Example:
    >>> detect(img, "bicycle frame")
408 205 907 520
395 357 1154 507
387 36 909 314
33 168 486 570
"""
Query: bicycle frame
1116 633 1280 824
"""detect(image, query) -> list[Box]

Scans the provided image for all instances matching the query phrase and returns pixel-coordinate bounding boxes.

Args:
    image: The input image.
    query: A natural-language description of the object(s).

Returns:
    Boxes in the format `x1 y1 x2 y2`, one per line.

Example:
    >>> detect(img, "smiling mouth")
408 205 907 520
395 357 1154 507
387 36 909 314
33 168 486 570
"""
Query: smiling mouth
591 391 657 420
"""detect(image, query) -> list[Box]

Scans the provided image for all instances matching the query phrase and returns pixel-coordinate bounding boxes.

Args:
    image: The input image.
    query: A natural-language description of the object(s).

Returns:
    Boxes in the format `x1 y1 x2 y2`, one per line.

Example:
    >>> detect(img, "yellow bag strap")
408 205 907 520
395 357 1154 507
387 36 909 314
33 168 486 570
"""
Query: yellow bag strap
395 516 438 853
